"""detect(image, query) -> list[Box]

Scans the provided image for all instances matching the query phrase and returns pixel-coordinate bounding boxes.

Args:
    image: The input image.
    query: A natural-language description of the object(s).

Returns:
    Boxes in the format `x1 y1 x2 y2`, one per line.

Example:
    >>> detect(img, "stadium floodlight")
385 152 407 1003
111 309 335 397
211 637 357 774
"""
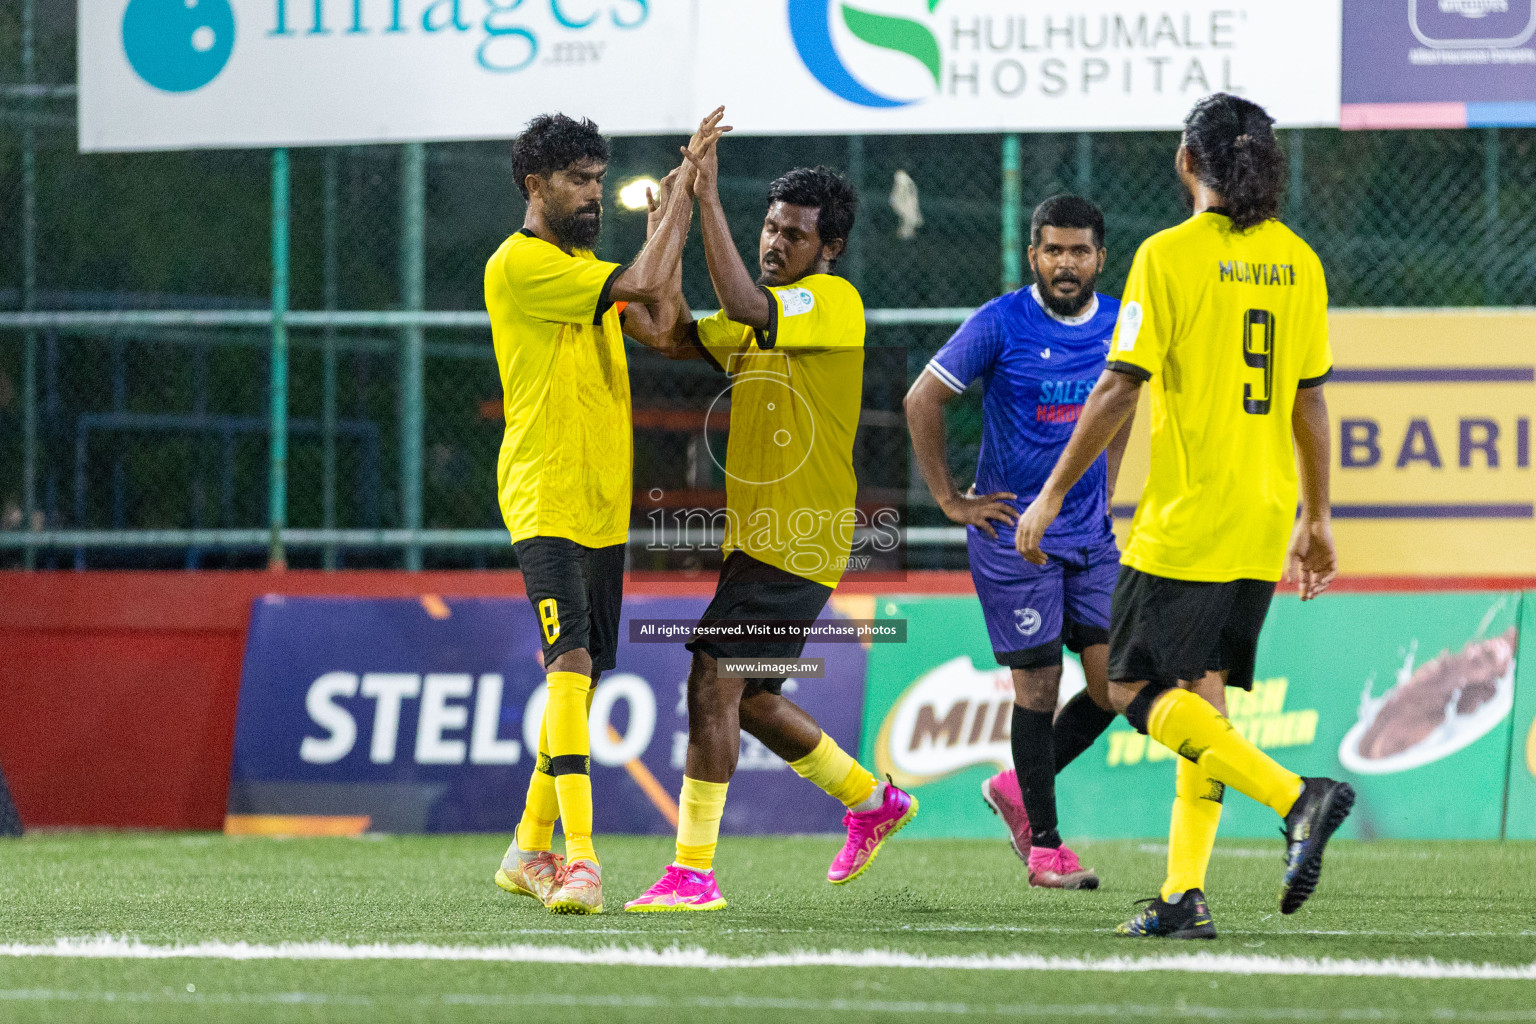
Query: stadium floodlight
618 178 661 211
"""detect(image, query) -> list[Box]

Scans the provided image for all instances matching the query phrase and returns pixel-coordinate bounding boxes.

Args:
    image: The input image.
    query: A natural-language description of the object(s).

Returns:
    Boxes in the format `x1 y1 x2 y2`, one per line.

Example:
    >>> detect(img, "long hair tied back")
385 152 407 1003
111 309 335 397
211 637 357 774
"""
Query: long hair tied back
1183 94 1283 232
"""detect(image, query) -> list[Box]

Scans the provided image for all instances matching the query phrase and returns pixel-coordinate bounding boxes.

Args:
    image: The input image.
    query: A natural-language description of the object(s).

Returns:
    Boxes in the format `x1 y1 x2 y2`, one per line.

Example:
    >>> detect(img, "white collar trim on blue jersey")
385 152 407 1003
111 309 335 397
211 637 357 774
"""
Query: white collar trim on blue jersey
1029 284 1099 326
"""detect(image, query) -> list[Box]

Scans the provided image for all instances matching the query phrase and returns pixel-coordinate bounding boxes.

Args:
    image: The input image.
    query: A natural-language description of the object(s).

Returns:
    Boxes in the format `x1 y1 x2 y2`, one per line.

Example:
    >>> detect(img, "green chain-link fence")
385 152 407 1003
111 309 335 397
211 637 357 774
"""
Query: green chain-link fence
3 10 1534 571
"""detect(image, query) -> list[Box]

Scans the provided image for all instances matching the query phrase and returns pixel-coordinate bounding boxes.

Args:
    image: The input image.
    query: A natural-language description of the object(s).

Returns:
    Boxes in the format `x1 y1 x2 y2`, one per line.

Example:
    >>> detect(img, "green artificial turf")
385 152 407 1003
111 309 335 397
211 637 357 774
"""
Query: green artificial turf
1 833 1534 1023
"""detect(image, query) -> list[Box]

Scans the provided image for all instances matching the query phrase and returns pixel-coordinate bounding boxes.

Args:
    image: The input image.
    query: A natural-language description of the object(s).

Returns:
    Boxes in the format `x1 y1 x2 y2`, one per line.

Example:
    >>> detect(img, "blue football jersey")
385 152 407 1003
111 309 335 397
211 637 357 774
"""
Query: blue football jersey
928 286 1121 548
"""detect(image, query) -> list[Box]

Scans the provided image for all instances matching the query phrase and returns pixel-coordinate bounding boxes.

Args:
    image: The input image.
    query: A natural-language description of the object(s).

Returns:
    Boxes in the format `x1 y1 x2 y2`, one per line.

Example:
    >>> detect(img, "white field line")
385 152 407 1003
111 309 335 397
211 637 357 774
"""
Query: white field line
2 938 1536 980
1135 844 1435 861
465 925 1536 939
3 989 1536 1020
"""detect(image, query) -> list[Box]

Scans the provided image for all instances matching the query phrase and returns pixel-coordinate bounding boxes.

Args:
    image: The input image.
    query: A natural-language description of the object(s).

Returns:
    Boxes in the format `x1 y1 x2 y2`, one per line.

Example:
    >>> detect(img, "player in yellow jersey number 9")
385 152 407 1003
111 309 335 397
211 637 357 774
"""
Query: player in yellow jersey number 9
1014 93 1353 940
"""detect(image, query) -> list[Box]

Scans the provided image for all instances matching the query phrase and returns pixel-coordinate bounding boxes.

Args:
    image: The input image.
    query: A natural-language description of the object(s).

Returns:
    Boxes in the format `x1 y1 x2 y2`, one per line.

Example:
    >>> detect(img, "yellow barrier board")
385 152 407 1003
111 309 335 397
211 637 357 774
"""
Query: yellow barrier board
1111 309 1536 577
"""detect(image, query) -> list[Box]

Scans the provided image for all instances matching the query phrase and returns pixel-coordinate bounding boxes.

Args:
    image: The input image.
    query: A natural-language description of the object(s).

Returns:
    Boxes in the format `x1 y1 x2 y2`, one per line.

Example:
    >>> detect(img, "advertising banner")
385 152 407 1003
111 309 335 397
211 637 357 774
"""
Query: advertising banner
1502 591 1536 838
81 1 1341 152
1110 310 1536 577
1318 311 1535 578
860 594 1058 838
1340 0 1536 129
228 594 867 834
80 0 697 152
863 593 1522 840
699 0 1342 134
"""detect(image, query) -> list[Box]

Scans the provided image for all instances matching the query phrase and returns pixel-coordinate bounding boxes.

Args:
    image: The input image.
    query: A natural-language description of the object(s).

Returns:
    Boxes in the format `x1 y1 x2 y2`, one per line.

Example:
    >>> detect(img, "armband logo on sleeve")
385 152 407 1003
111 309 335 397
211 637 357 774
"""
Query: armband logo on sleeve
1115 301 1143 352
779 288 816 317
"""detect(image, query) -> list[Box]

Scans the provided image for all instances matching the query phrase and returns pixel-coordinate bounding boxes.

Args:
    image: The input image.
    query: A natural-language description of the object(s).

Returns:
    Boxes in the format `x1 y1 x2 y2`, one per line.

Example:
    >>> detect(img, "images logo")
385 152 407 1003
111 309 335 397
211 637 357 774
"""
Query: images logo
122 0 236 92
788 0 942 108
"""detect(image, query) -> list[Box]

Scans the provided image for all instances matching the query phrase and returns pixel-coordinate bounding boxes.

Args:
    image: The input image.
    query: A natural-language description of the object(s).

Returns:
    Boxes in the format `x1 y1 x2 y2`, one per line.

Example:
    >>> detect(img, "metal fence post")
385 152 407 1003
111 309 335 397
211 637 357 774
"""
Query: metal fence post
1074 132 1093 197
846 134 866 291
1001 134 1022 293
21 0 38 568
1287 129 1305 229
269 149 290 570
400 143 426 571
1484 127 1501 306
322 148 340 569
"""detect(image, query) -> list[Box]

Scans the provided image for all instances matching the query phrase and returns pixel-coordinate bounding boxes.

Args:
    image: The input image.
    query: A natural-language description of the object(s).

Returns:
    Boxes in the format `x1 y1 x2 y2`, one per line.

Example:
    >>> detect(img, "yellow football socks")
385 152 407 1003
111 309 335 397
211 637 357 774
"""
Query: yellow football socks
674 777 730 872
514 685 595 853
1147 688 1303 817
546 670 597 866
514 710 558 853
1162 756 1224 899
789 732 879 809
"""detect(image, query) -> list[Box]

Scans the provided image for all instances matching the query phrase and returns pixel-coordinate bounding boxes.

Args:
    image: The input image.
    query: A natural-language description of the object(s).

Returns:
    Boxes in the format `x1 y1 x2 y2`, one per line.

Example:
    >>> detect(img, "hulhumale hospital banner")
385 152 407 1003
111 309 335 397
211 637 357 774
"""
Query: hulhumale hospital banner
227 595 868 834
80 0 1342 152
698 0 1341 134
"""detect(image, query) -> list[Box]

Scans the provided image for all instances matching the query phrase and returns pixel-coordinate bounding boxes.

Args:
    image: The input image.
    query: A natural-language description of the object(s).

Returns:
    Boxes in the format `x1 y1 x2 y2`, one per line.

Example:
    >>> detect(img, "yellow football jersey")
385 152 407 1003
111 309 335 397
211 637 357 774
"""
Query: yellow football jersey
485 230 632 548
1108 211 1333 582
696 274 866 586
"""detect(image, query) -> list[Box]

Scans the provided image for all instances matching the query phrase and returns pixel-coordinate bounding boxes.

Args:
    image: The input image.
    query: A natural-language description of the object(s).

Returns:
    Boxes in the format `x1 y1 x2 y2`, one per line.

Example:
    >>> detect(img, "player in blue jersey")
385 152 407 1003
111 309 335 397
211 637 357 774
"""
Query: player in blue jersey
906 195 1134 889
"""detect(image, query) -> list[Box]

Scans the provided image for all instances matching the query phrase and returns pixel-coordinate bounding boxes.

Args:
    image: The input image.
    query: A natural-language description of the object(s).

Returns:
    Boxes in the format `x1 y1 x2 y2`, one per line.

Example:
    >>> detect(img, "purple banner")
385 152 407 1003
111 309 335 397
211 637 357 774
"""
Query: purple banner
1342 0 1536 125
229 594 867 835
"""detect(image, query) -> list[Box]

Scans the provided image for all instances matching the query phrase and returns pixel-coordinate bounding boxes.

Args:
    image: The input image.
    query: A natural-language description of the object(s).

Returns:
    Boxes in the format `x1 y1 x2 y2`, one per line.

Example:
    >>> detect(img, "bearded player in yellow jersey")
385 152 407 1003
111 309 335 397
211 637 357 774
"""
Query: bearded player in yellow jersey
486 111 724 915
1015 94 1353 939
624 115 916 912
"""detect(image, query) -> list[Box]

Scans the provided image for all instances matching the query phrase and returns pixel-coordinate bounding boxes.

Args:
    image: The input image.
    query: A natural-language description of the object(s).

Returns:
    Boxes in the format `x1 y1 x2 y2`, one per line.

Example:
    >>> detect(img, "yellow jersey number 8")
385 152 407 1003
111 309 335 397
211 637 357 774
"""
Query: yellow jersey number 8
538 598 561 644
1242 308 1276 416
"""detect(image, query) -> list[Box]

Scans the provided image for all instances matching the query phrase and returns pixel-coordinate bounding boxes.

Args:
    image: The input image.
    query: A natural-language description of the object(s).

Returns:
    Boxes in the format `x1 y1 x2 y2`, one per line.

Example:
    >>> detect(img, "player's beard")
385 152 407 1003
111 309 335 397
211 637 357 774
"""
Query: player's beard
757 249 796 286
1036 271 1097 318
549 201 603 249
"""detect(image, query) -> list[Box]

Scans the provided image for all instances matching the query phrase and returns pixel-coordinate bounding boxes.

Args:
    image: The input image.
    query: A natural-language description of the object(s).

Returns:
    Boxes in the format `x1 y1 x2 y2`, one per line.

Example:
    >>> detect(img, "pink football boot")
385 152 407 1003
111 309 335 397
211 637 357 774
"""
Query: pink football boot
981 770 1032 862
624 864 727 912
828 784 918 884
1027 844 1100 890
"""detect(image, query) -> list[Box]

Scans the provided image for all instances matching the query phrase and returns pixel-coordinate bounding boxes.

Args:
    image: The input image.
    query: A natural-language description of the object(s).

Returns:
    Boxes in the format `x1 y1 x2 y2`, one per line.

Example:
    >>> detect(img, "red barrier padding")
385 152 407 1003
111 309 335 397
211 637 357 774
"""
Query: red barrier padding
0 571 535 830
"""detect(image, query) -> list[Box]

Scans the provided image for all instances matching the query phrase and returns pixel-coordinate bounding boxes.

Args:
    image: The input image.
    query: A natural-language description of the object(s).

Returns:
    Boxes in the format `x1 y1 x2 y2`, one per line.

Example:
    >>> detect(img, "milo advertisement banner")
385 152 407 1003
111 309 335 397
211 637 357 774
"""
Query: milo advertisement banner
863 592 1523 841
1502 594 1536 839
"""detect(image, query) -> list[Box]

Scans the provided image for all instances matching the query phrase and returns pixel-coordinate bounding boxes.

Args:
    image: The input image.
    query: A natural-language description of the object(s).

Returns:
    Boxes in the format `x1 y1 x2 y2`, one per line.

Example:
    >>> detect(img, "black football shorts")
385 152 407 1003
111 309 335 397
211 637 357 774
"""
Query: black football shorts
1107 566 1275 692
514 536 625 674
686 551 834 694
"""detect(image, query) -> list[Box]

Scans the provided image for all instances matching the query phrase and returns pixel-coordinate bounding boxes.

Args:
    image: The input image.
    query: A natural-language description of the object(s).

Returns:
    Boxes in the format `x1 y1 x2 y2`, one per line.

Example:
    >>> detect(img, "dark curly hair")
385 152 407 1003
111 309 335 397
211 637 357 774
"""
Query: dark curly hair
1030 194 1105 249
766 166 859 262
512 114 609 199
1182 93 1284 232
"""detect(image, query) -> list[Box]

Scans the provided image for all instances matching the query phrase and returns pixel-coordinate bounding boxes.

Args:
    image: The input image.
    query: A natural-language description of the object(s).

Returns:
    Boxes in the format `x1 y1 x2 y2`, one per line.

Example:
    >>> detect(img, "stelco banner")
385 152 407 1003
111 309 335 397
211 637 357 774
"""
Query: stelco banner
863 593 1524 842
80 0 1341 152
227 595 867 834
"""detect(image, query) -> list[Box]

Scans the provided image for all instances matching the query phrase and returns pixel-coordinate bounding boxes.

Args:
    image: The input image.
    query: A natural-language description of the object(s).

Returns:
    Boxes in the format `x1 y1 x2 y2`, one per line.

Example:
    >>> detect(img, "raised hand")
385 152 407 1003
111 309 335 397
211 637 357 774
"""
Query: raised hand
687 106 729 156
646 167 683 237
679 106 731 197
